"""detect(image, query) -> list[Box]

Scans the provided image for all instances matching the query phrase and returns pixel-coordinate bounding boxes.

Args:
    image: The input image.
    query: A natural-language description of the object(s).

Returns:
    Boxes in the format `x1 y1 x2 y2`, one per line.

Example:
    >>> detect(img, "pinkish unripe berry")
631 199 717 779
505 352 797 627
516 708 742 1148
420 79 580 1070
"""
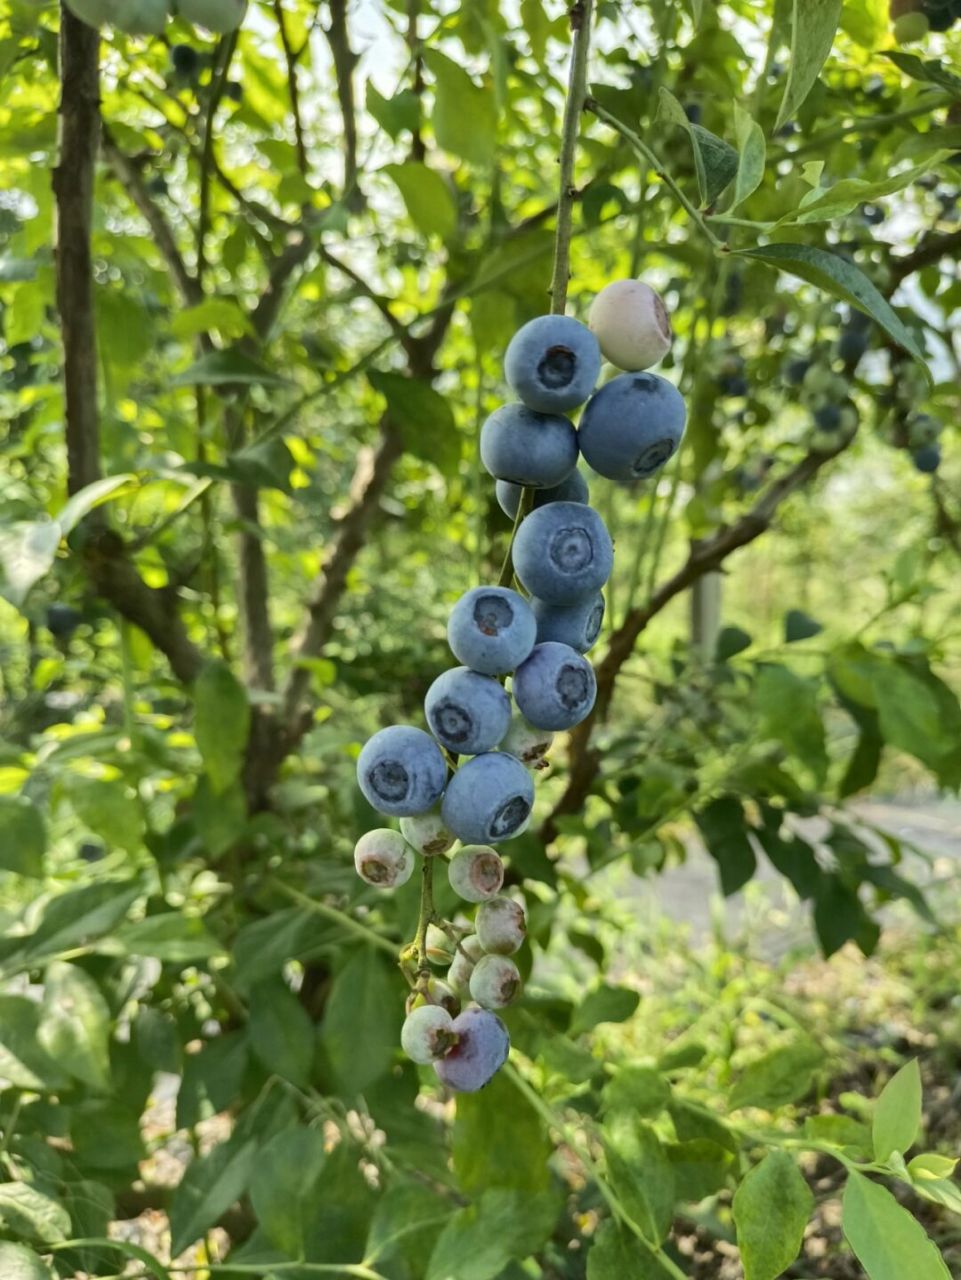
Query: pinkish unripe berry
589 280 673 372
476 896 526 955
469 953 521 1009
448 845 505 903
400 1004 458 1064
353 829 414 888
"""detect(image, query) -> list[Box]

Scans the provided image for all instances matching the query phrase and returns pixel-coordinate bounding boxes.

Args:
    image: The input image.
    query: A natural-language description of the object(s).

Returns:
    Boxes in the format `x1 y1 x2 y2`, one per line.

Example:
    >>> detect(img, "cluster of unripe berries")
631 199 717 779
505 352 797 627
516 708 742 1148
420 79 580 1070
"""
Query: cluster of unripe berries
354 279 685 1090
64 0 244 35
891 0 961 42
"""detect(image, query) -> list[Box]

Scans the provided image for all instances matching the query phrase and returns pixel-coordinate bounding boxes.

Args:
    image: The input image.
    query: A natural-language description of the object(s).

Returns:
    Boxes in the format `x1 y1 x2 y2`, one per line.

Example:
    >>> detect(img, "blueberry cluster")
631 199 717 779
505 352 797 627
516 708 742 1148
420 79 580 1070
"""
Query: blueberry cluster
882 361 945 474
891 0 961 42
355 281 684 1091
65 0 244 35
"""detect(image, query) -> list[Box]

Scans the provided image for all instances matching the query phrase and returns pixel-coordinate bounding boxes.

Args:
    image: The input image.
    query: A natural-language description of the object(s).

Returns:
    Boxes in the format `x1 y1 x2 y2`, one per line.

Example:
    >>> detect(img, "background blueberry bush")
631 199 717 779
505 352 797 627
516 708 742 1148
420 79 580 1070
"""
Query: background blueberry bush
0 0 961 1276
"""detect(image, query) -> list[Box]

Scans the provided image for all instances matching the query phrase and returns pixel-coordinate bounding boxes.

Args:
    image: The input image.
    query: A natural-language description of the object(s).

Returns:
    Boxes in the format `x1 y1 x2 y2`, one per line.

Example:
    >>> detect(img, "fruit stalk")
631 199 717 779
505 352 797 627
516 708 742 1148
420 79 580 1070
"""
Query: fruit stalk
548 0 595 316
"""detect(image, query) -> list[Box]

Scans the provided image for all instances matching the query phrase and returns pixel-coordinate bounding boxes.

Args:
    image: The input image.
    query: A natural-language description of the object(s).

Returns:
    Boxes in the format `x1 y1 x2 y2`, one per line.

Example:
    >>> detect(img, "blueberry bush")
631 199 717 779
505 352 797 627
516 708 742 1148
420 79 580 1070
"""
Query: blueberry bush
0 0 960 1276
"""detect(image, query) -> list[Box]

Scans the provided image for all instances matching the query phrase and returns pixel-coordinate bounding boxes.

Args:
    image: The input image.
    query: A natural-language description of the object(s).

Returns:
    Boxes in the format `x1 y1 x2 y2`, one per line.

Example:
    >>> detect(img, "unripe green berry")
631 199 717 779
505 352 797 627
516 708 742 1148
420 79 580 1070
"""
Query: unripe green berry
448 845 505 903
400 811 456 856
475 896 526 955
425 923 456 966
405 976 460 1018
893 11 930 41
400 1004 458 1064
353 829 414 888
469 953 521 1009
448 934 484 996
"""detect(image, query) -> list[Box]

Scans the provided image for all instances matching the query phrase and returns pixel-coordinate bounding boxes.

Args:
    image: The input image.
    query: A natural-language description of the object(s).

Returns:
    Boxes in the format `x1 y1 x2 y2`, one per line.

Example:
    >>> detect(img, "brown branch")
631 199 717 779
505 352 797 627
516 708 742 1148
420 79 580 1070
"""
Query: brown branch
319 244 414 351
540 443 851 845
197 31 239 288
249 225 315 341
889 226 961 286
273 0 308 176
325 0 360 203
102 130 202 307
55 6 101 498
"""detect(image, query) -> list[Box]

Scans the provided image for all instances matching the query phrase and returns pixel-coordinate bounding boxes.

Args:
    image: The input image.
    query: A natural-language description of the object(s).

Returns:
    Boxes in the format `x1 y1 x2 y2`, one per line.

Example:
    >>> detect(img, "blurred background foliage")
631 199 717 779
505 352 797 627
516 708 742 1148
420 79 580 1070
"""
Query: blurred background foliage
0 0 960 1275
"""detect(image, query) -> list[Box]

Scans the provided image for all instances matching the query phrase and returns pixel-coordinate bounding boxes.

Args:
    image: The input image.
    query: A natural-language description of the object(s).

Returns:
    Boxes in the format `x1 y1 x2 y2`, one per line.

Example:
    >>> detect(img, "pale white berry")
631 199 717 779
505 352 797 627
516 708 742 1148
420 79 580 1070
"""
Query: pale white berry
588 280 673 372
447 934 484 996
400 1004 457 1064
448 845 504 903
469 953 521 1009
476 896 526 955
353 829 414 888
400 812 456 856
502 716 554 768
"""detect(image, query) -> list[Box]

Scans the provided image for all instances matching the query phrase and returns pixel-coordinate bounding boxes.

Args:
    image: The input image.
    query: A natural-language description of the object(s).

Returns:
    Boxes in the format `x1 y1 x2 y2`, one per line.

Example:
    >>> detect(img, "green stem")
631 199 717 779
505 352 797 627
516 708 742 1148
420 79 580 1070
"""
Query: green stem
586 98 725 252
549 0 595 314
497 485 535 588
270 878 399 958
413 855 434 972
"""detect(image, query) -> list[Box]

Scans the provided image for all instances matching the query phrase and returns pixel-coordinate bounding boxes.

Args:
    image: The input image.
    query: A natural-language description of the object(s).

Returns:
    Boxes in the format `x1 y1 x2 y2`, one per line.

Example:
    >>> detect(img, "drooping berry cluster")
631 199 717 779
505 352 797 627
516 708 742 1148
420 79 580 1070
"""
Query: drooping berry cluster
355 280 685 1091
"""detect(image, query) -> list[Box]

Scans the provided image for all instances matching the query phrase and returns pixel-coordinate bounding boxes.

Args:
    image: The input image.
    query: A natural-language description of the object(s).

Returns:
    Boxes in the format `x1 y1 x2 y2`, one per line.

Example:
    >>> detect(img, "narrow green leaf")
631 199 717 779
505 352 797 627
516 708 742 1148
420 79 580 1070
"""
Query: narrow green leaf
171 348 291 388
453 1071 552 1195
732 104 766 210
738 242 926 365
602 1066 671 1118
194 660 250 792
586 1219 675 1279
780 157 948 227
909 1153 958 1181
0 996 68 1090
169 298 250 341
0 521 60 608
39 961 112 1092
814 874 879 958
603 1115 674 1242
667 1139 734 1202
56 474 137 536
62 776 143 852
733 1150 813 1280
247 979 315 1087
694 796 756 896
656 87 738 206
169 1137 257 1257
785 609 823 642
842 1171 952 1280
569 983 640 1035
320 947 403 1095
775 0 843 130
426 1188 558 1280
755 665 828 783
366 82 421 139
107 913 224 963
383 162 457 241
368 368 460 475
248 1126 327 1256
873 1059 922 1163
422 50 497 167
883 51 961 98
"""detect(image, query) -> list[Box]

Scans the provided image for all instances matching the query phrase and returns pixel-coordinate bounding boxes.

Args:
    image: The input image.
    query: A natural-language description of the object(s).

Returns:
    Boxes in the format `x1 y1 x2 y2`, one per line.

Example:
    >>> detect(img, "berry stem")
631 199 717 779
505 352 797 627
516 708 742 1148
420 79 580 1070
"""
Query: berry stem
497 484 536 588
413 854 435 973
585 98 726 252
548 0 595 316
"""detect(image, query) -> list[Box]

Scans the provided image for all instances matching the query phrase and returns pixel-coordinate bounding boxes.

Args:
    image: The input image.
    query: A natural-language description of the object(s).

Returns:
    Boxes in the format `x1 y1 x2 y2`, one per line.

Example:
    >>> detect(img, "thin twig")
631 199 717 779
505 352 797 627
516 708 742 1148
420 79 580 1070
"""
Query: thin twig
273 0 309 175
548 0 595 313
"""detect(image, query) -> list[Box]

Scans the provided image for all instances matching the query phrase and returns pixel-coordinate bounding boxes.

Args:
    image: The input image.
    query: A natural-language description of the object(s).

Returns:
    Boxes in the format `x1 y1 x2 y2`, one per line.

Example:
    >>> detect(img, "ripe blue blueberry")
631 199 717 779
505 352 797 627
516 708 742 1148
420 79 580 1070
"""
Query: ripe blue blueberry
441 752 534 845
401 1004 457 1065
447 586 536 675
912 444 941 473
813 404 842 431
837 328 869 364
512 501 613 605
496 468 590 519
448 845 505 902
475 895 526 955
171 44 200 76
578 372 686 482
425 667 511 755
480 403 579 488
353 829 415 887
532 592 605 653
356 725 447 817
504 315 601 413
512 641 597 730
433 1008 510 1092
785 357 811 386
469 953 521 1009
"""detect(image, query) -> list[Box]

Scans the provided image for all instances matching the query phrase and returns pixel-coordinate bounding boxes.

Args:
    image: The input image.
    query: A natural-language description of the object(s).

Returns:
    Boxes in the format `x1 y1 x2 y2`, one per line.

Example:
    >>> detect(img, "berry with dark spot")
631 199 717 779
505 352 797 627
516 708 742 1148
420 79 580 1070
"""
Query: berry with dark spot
447 586 537 675
448 845 505 903
578 372 686 483
433 1008 510 1092
504 315 601 413
469 953 521 1009
531 592 605 654
441 752 534 845
475 895 526 955
512 501 613 604
353 829 415 887
512 640 597 731
356 725 447 817
425 667 511 756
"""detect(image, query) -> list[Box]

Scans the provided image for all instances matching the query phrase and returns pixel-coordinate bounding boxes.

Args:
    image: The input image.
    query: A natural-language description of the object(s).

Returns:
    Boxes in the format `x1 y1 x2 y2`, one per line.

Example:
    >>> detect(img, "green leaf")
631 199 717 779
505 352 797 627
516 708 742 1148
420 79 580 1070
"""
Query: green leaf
842 1171 952 1280
757 806 822 899
669 1099 739 1154
248 1126 327 1256
667 1139 735 1202
569 983 640 1036
780 157 948 226
730 1036 822 1110
366 82 421 138
603 1114 674 1242
715 625 752 661
365 1181 450 1275
247 979 315 1088
422 50 497 167
785 609 823 642
383 162 457 241
194 660 251 792
63 776 143 852
909 1153 959 1181
16 880 140 969
70 1102 144 1170
814 874 879 958
171 348 291 388
694 796 756 896
737 243 926 365
108 913 223 963
775 0 843 130
453 1070 552 1195
733 1150 813 1280
0 1183 70 1245
56 474 138 536
602 1066 671 1118
0 795 45 877
0 1244 55 1280
656 87 738 207
755 665 828 783
169 1136 257 1257
0 521 60 608
426 1188 558 1280
177 1033 249 1130
883 51 961 98
586 1219 675 1279
38 961 112 1092
192 776 247 858
731 104 766 210
0 996 68 1090
873 1059 922 1163
368 368 460 475
320 947 402 1095
232 907 317 990
169 298 251 341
